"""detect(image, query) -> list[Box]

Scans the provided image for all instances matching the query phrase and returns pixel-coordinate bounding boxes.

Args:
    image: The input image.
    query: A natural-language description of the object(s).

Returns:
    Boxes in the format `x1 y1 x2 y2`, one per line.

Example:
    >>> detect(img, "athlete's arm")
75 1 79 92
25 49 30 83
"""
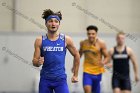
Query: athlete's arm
106 48 114 68
128 47 139 82
32 36 44 67
100 40 109 65
79 41 83 58
66 35 80 82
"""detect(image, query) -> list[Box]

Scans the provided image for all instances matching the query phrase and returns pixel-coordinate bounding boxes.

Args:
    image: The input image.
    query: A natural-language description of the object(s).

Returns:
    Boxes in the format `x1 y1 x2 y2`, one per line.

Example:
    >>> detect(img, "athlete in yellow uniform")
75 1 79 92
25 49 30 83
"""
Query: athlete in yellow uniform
79 25 109 93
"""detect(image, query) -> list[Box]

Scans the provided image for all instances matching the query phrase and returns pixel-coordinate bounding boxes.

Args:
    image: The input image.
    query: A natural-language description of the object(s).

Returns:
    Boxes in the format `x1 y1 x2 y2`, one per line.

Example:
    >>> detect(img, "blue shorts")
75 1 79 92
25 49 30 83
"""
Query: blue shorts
83 72 102 93
39 77 70 93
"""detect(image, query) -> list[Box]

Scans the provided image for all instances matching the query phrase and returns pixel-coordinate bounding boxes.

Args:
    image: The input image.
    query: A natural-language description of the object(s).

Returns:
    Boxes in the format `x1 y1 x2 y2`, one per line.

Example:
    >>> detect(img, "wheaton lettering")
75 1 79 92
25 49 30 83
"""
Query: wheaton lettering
43 46 63 51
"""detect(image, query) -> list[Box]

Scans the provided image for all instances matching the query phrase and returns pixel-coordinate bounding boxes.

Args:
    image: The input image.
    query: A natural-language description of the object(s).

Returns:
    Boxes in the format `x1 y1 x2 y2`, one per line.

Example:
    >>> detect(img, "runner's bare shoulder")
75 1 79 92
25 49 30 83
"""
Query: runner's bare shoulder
35 36 42 47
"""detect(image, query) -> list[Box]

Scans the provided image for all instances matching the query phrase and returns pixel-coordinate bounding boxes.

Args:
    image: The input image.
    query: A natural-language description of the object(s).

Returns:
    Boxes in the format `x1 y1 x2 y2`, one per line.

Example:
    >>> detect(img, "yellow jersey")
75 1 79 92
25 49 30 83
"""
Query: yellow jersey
80 39 105 75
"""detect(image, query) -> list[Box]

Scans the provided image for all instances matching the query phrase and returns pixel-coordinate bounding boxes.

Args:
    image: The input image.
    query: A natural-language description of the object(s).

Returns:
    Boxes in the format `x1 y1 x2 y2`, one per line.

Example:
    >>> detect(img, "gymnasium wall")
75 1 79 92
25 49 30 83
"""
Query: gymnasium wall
0 0 140 33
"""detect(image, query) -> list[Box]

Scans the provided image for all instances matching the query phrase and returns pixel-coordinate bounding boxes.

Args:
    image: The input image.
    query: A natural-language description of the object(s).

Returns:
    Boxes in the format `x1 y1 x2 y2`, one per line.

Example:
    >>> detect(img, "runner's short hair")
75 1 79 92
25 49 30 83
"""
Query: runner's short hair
86 25 98 32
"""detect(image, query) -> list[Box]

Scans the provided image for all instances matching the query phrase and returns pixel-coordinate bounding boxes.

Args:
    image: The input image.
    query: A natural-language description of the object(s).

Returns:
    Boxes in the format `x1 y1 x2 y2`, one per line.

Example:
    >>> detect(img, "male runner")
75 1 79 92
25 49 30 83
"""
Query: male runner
32 9 80 93
108 32 139 93
79 25 109 93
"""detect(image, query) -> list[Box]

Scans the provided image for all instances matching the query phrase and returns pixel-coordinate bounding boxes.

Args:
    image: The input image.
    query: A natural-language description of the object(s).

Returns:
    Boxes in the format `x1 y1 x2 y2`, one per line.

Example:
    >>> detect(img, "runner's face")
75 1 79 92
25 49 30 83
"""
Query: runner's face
116 34 125 46
46 18 60 33
87 30 97 42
